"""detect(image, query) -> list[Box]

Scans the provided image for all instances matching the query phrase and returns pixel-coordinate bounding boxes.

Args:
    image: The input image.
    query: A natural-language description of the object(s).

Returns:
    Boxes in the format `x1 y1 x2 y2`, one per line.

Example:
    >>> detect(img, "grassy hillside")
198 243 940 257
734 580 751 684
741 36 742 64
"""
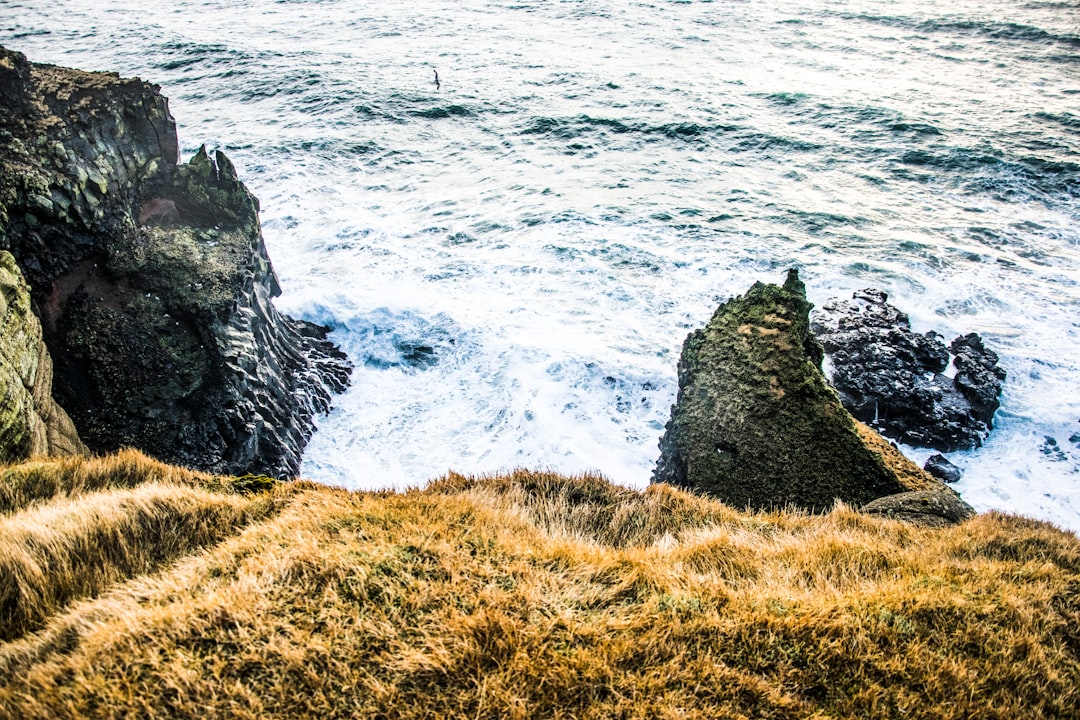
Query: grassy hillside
1 452 1078 719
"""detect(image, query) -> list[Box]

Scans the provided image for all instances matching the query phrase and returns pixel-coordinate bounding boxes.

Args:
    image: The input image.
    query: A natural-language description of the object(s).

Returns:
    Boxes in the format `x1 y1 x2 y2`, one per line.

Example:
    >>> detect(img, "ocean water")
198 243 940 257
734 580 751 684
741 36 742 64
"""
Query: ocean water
3 0 1079 527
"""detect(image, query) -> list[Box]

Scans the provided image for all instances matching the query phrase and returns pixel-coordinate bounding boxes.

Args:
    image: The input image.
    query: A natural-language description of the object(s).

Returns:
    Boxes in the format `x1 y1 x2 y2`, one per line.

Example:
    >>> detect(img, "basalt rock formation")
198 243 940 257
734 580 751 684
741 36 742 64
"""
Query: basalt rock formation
810 289 1005 451
0 250 86 462
652 270 946 513
0 47 350 477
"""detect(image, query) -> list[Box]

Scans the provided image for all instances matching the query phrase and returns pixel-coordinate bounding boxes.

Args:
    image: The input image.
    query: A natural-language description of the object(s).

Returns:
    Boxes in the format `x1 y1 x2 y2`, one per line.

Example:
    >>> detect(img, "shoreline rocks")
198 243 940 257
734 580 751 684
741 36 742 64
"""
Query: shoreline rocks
924 453 963 483
810 288 1005 451
0 47 350 477
652 270 946 513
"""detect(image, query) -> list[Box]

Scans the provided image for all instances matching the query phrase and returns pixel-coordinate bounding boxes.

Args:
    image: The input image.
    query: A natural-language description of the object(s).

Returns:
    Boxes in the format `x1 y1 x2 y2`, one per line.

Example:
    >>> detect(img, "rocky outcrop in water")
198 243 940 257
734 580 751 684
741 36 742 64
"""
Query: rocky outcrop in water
810 289 1005 452
0 251 86 462
652 270 943 512
0 47 350 477
924 453 963 483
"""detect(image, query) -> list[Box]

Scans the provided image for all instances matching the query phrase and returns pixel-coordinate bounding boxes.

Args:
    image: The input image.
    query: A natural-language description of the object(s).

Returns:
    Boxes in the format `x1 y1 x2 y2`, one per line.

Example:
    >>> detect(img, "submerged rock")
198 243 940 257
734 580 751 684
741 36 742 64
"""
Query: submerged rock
0 250 86 461
811 289 1005 451
0 47 350 477
652 270 942 512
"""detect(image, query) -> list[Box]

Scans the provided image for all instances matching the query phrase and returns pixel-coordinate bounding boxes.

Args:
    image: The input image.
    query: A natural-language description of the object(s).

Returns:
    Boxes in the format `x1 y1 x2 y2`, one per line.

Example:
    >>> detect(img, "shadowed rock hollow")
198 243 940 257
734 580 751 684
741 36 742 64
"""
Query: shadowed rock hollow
652 270 943 512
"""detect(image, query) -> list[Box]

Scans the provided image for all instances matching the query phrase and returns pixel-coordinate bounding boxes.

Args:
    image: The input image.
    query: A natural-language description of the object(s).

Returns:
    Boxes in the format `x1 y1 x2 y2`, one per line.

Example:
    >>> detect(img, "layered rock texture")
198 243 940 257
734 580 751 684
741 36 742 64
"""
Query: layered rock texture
811 289 1006 451
652 270 951 514
0 250 86 462
0 47 350 477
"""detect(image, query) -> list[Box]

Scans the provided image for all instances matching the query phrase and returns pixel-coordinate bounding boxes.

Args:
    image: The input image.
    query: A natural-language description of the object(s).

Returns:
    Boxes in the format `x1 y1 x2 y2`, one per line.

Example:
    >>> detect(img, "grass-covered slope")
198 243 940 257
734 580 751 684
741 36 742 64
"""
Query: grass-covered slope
1 452 1078 719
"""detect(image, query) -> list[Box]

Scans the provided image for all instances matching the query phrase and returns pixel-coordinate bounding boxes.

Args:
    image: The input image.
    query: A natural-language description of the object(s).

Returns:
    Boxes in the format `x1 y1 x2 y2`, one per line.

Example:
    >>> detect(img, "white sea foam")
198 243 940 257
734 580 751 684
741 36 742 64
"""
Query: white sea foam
4 0 1078 528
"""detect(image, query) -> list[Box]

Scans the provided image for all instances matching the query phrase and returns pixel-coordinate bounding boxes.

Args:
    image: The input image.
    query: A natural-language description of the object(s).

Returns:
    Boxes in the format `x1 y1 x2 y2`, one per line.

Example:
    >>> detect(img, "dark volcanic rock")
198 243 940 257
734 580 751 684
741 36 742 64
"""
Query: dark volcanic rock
651 270 940 512
924 453 963 484
811 289 1005 451
0 47 350 477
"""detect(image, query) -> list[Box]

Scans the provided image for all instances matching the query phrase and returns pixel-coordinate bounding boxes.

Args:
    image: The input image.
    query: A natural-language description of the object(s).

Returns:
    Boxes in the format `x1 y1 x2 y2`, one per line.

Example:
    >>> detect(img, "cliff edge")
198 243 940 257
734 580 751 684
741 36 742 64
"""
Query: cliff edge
0 47 350 477
0 250 86 462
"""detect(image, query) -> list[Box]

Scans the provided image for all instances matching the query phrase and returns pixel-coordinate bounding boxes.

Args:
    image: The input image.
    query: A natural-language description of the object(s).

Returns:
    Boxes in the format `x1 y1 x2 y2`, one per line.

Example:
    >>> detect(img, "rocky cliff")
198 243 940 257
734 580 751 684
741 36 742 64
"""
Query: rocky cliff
0 250 86 462
0 47 350 477
652 270 957 515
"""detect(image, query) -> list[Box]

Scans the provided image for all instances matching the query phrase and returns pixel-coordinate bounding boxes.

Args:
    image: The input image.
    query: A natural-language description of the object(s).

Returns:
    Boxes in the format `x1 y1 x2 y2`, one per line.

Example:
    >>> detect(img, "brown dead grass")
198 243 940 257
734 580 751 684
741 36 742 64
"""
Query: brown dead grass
1 456 1078 719
854 422 939 491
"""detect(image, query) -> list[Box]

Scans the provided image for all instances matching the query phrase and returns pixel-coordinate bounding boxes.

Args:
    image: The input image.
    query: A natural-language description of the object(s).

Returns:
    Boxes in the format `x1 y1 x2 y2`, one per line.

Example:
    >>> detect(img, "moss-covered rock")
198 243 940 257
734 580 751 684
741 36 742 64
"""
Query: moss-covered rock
860 489 976 528
0 250 86 462
652 270 940 511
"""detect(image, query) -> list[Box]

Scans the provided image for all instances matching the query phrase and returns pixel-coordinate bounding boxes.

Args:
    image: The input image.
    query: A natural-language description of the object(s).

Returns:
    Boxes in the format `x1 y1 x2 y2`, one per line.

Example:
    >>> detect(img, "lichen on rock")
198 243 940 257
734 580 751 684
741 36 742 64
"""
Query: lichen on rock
0 250 86 462
860 489 975 528
652 270 942 512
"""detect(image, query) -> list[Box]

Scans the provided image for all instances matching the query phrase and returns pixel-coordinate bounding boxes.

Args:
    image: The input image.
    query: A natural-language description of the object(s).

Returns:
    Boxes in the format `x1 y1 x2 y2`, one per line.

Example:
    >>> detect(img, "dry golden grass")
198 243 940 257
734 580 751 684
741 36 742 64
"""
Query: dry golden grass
0 448 274 514
1 455 1078 719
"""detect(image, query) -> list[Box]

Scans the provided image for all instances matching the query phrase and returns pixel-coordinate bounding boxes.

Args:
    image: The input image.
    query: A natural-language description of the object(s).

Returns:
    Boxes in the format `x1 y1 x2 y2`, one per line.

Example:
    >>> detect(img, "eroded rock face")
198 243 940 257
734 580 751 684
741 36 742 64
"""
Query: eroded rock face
810 289 1005 451
0 250 86 462
0 47 350 477
652 270 940 512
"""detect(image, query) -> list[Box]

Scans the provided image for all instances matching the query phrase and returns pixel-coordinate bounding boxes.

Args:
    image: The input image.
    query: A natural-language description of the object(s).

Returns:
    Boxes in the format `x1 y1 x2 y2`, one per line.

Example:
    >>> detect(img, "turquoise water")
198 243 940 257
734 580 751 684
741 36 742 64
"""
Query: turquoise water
3 0 1079 526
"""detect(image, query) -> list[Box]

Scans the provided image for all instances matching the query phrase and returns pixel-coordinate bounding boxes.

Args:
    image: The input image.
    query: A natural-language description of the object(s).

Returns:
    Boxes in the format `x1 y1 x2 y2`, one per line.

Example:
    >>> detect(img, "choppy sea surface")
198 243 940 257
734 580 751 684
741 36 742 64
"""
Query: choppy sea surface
3 0 1079 527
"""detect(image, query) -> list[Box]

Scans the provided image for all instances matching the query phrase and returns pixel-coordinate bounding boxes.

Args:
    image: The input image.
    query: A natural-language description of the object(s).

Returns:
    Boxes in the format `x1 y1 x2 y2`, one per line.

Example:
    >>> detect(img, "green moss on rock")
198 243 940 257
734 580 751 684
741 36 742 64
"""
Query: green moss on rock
652 270 937 511
0 250 86 462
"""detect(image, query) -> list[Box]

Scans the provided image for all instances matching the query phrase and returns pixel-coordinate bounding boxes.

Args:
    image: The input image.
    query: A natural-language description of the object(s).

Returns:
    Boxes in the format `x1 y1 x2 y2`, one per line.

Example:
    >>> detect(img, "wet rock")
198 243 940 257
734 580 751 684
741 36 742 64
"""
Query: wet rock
0 47 350 477
651 270 941 512
1041 437 1068 462
811 288 1005 451
0 250 86 461
924 453 963 483
860 489 976 528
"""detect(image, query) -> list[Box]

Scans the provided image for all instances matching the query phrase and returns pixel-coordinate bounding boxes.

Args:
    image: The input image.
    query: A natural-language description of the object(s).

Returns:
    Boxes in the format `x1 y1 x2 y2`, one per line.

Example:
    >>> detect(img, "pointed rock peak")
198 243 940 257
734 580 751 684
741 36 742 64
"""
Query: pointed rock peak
653 271 944 512
188 144 215 178
783 267 806 297
215 149 238 182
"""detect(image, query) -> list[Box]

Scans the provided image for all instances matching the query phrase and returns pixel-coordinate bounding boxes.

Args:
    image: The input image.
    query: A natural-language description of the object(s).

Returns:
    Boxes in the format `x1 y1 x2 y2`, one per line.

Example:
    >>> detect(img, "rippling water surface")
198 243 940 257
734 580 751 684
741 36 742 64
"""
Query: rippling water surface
4 0 1079 526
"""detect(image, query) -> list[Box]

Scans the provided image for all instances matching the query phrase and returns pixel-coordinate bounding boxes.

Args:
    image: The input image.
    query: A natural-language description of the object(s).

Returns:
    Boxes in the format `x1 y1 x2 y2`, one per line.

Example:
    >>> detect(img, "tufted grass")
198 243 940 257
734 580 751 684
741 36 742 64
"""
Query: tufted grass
0 456 1078 719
